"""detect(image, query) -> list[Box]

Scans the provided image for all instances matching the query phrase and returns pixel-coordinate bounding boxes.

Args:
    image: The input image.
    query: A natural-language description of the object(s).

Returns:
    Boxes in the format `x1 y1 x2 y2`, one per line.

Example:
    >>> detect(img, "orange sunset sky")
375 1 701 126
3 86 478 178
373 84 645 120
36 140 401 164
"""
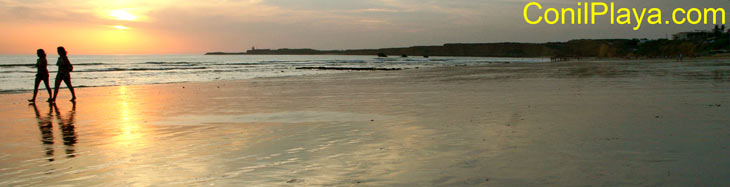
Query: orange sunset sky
0 0 726 54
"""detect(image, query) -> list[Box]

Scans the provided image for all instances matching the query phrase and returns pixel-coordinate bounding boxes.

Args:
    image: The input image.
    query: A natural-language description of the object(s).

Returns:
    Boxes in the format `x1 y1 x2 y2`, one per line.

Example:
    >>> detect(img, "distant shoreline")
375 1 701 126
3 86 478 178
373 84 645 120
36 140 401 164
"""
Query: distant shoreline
207 30 730 58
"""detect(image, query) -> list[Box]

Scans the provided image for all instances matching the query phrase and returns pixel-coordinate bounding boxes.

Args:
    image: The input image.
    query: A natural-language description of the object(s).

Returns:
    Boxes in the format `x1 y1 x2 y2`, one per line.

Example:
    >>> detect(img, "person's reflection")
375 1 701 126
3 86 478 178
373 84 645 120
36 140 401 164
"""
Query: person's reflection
31 103 54 162
31 102 78 161
53 102 77 158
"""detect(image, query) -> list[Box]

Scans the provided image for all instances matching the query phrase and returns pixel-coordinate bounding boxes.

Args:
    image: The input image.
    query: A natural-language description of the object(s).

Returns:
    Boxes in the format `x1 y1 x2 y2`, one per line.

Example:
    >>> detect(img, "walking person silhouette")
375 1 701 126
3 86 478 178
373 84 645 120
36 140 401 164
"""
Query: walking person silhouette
28 49 53 102
51 46 76 102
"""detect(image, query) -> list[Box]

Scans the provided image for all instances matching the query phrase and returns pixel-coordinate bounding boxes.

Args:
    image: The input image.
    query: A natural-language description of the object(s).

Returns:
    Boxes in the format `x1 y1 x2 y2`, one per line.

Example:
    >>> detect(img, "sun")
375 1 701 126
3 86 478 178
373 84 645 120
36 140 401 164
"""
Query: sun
110 10 137 21
111 25 130 30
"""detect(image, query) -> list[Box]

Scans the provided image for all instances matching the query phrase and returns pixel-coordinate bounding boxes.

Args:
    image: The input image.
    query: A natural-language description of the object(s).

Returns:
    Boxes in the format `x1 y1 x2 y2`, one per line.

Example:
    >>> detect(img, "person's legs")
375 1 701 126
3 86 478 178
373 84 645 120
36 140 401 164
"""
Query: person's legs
42 78 52 101
63 75 76 101
52 75 62 102
29 77 41 101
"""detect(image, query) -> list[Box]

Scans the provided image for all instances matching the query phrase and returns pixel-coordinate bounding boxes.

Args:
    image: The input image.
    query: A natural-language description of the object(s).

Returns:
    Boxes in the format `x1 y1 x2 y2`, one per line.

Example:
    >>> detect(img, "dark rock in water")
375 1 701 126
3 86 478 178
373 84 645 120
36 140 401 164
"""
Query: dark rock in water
286 179 304 183
377 53 387 57
401 54 408 57
423 55 429 58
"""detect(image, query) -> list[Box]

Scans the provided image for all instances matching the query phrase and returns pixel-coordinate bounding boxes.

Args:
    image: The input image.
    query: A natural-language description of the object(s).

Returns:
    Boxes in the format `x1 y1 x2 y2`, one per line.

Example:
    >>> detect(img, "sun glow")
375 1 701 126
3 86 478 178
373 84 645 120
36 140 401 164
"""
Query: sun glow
111 25 130 30
110 9 137 21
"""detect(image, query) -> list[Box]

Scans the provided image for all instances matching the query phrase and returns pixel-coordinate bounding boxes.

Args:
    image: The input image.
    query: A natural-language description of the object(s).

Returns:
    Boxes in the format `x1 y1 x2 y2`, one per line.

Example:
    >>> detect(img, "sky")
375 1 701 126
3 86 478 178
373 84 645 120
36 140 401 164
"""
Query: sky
0 0 728 54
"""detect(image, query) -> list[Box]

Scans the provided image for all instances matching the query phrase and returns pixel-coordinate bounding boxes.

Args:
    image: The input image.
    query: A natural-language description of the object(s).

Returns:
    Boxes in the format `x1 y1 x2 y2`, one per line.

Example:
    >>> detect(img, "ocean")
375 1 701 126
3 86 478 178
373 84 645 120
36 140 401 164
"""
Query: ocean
0 54 548 93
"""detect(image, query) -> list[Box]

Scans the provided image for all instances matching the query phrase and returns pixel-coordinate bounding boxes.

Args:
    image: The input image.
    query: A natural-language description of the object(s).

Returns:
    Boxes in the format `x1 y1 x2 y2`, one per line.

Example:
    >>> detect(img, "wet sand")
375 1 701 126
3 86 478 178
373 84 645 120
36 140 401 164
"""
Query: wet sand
0 59 729 186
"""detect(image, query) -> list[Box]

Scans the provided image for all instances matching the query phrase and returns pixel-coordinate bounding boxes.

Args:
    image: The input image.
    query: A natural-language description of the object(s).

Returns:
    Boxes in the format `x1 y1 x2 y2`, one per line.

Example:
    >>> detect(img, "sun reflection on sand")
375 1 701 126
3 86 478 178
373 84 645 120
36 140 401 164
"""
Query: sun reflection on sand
113 86 144 147
90 85 222 185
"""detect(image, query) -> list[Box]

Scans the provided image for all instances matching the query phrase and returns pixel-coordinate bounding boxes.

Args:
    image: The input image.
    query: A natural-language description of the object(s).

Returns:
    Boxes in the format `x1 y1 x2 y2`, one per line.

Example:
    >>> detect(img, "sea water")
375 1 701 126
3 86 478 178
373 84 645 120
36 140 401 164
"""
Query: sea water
0 54 548 93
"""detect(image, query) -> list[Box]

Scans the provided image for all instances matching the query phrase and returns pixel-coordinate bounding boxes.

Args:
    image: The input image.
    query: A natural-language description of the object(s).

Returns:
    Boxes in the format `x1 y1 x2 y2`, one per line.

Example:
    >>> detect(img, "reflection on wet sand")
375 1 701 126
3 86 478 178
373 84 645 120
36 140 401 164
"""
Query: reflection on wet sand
112 86 147 150
31 102 77 162
32 103 54 162
54 102 77 158
2 61 728 186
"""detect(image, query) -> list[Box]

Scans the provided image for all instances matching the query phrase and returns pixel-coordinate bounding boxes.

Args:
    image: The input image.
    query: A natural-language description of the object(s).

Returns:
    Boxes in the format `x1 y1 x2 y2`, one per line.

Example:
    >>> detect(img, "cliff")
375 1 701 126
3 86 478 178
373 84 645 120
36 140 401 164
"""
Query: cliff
207 37 728 58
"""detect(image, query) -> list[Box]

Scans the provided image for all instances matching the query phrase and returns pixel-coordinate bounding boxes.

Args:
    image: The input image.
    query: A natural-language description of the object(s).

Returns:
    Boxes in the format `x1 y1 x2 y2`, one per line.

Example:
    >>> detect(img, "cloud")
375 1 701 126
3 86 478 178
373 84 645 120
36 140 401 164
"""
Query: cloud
353 8 400 13
0 3 94 23
1 0 727 54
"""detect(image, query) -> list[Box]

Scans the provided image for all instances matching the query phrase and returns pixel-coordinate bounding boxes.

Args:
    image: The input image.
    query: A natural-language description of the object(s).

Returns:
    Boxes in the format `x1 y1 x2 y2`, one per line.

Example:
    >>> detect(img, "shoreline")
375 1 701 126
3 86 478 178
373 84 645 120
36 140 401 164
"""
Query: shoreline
206 52 730 59
0 69 380 95
0 55 551 94
2 57 727 96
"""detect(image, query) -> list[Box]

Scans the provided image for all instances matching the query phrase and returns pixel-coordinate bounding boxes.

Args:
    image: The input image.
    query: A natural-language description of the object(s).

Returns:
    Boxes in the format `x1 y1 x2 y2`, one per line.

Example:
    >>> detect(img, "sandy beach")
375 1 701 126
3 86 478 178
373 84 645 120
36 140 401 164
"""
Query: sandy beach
0 59 729 186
